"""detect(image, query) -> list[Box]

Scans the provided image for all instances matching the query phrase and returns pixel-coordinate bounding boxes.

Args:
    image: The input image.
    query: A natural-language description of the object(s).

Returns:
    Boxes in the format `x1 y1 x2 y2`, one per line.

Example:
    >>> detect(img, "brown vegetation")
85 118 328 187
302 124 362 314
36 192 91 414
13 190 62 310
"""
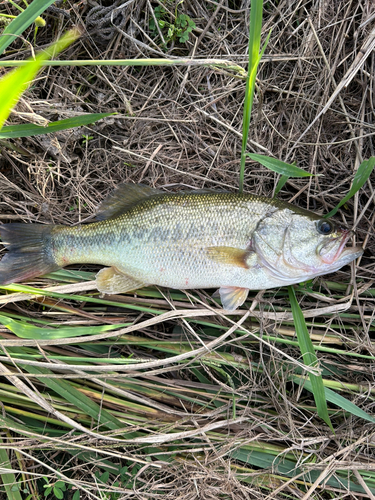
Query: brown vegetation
0 0 375 498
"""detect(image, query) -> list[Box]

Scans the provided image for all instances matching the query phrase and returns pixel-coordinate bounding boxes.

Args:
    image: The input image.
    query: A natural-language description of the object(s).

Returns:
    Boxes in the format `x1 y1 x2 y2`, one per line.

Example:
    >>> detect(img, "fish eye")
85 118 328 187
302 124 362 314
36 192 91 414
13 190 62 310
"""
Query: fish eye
317 219 335 235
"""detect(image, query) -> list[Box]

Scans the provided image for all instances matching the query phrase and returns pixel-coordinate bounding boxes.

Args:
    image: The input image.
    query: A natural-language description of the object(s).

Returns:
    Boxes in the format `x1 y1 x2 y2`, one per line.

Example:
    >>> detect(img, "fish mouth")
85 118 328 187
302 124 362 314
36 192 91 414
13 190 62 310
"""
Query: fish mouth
319 230 363 265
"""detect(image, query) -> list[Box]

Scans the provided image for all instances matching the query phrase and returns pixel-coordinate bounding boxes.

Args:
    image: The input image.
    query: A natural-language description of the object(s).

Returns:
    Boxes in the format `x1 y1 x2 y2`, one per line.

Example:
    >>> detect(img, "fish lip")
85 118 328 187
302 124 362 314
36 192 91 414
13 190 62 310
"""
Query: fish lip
337 245 364 261
319 229 352 264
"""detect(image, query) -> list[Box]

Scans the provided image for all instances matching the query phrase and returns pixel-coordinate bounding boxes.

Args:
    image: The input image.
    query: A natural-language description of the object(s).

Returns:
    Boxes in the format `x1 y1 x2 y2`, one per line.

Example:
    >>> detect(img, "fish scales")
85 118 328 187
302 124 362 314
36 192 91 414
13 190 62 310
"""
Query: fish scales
52 192 272 289
0 185 363 310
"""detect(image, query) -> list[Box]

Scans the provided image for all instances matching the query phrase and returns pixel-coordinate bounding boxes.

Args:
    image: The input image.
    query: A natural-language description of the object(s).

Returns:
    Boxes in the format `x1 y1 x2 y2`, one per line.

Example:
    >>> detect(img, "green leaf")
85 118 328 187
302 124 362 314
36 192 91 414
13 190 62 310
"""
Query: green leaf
0 113 115 139
178 15 188 27
55 481 66 491
72 491 80 500
0 440 23 500
247 153 313 177
154 6 165 18
0 314 129 339
22 364 124 431
53 487 64 499
325 157 375 218
99 471 110 483
288 286 333 430
239 0 264 193
231 447 375 494
294 378 375 423
0 0 56 55
0 29 79 130
274 174 289 195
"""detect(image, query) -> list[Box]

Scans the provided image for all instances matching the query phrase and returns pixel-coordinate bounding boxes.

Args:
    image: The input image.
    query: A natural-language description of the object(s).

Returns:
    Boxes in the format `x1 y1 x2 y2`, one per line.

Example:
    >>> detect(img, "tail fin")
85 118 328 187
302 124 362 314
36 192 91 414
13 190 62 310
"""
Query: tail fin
0 223 60 285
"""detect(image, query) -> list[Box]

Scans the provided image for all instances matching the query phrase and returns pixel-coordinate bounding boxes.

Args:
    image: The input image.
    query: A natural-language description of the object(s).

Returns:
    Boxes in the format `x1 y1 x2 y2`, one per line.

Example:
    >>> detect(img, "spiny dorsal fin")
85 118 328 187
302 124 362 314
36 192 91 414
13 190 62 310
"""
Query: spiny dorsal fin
96 184 163 221
182 188 228 195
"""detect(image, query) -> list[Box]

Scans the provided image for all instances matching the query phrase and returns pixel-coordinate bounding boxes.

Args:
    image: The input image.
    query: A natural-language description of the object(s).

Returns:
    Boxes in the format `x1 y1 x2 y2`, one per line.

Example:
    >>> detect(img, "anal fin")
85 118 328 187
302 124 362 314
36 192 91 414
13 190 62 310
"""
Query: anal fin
218 286 249 311
96 267 146 294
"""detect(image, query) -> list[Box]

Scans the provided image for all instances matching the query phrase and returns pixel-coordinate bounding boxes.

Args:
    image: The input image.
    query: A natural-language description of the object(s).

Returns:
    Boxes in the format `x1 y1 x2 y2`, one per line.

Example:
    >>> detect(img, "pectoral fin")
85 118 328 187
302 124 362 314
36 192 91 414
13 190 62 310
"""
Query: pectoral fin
207 246 253 269
218 286 249 311
96 267 146 294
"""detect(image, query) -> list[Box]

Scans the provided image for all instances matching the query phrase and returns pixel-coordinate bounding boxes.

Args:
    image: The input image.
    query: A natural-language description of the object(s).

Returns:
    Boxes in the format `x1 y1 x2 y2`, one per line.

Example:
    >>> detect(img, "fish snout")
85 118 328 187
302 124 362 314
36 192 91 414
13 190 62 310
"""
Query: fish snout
319 229 359 265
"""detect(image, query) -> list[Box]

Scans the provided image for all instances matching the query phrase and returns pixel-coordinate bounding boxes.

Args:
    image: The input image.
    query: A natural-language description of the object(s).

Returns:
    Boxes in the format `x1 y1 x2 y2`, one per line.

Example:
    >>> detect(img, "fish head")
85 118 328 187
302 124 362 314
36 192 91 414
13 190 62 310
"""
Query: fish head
252 207 363 282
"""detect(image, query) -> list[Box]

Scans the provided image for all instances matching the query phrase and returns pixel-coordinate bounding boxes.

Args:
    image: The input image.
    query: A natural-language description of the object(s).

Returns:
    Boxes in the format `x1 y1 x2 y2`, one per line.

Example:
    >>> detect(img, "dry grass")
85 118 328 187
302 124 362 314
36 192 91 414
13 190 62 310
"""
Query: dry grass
0 0 375 499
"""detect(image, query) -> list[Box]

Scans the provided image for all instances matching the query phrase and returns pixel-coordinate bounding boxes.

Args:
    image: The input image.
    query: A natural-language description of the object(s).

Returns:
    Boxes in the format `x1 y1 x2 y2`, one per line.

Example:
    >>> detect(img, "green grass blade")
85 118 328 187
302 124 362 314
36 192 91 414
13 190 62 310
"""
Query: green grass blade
247 154 313 177
274 174 289 195
0 113 115 139
22 365 124 431
0 314 128 339
294 378 375 423
0 28 79 130
0 441 23 500
239 0 264 193
232 447 374 494
288 286 333 430
0 0 56 55
0 58 246 76
325 157 375 217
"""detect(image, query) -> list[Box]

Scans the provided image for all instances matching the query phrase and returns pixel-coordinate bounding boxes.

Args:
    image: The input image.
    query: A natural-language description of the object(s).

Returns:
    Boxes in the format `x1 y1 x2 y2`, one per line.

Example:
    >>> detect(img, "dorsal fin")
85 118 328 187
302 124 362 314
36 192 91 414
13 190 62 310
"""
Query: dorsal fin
182 188 227 195
176 188 229 196
96 183 163 221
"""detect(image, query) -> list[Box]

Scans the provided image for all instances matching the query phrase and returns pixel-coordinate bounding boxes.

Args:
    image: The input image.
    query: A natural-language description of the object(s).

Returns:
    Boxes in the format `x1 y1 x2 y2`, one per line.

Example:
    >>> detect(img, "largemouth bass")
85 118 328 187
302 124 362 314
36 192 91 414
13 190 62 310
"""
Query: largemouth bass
0 184 363 310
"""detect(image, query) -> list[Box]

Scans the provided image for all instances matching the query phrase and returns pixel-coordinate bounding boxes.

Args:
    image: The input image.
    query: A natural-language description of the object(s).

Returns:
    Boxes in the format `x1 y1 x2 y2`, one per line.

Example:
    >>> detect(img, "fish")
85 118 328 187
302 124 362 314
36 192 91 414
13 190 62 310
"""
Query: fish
0 184 363 311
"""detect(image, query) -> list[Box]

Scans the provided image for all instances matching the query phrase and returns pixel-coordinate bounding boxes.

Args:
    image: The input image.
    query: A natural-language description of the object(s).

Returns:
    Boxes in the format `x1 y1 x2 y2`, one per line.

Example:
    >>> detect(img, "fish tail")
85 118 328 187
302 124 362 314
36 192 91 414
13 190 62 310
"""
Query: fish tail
0 223 60 285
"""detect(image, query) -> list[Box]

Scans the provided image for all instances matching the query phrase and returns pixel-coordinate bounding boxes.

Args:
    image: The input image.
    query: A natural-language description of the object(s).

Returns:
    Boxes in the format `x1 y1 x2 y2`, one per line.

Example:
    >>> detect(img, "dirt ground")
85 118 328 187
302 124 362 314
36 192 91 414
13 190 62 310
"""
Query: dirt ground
1 0 375 498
